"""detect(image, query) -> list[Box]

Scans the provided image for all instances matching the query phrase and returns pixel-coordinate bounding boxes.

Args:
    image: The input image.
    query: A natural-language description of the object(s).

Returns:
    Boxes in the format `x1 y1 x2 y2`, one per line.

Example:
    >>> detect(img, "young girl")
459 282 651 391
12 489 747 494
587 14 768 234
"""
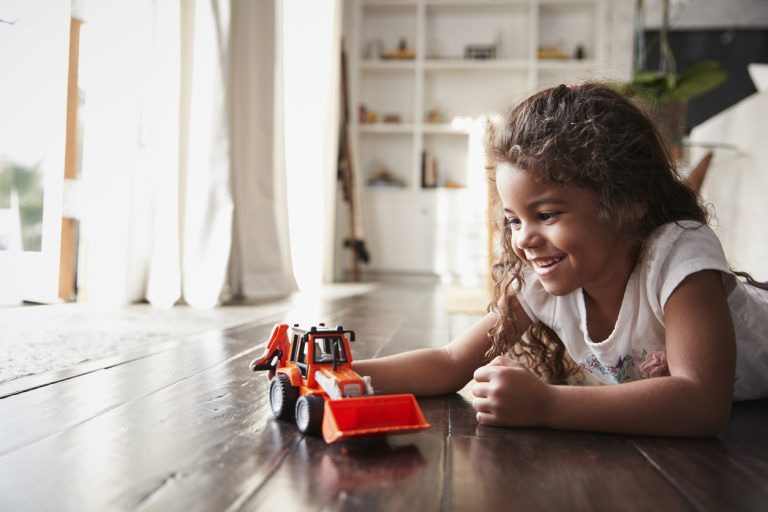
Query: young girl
353 82 768 437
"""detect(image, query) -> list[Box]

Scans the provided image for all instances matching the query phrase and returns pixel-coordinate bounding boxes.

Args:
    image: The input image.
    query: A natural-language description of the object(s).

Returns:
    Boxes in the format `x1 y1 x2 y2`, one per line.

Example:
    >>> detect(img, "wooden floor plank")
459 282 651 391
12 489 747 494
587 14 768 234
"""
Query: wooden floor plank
442 389 694 511
0 324 272 456
0 330 298 511
628 400 768 512
241 400 450 512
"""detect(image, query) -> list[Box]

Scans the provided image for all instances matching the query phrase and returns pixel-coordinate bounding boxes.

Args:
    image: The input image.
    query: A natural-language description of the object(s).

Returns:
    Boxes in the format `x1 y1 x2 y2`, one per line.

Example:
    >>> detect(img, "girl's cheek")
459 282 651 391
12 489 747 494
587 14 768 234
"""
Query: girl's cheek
511 245 527 263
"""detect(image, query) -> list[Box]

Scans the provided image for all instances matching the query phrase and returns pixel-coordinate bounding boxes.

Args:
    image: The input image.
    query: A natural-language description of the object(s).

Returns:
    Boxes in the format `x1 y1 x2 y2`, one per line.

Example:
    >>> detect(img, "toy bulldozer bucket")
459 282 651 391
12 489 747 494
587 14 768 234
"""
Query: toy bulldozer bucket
322 394 430 444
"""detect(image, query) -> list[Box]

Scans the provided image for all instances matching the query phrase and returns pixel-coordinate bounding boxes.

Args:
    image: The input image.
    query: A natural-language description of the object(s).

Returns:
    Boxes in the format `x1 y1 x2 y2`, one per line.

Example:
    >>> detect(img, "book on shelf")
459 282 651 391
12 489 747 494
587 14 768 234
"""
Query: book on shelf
421 150 438 188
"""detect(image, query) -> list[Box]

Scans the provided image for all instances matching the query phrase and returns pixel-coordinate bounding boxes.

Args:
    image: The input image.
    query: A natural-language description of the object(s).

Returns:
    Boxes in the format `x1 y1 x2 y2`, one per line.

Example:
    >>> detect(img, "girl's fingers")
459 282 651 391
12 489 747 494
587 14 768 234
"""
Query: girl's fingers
472 381 489 398
475 359 526 382
489 356 524 368
472 396 493 414
476 411 503 426
473 365 500 382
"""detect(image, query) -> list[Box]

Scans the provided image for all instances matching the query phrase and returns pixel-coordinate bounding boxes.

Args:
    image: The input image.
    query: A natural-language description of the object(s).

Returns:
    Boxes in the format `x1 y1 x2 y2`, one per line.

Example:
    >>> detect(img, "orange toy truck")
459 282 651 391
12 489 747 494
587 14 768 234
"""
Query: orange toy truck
249 323 430 443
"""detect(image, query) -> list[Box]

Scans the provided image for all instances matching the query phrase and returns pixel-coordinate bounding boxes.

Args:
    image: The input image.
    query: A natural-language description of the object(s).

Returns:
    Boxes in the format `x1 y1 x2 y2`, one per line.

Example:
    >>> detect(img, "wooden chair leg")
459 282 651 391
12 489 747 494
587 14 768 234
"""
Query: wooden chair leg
685 150 713 193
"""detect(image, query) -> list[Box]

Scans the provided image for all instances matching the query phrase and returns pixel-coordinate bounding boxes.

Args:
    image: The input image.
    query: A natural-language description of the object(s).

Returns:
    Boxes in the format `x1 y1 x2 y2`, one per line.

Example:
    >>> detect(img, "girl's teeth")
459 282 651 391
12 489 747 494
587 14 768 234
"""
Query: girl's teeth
534 257 562 268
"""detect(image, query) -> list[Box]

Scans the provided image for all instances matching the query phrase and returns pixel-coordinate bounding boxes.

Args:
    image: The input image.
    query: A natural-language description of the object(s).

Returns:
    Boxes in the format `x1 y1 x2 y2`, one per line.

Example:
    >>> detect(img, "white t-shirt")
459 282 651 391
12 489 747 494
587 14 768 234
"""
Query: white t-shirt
517 221 768 401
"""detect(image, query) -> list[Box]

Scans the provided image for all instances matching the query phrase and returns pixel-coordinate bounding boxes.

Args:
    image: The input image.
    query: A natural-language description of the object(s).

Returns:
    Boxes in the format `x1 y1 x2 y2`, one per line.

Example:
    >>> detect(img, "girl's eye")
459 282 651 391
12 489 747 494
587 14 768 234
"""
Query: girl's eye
503 217 521 229
537 211 561 223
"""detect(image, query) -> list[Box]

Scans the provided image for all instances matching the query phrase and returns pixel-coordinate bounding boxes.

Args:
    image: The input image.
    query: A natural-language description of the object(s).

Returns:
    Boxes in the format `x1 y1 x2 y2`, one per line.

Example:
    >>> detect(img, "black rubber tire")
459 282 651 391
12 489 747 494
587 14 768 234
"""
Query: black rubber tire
269 374 299 420
295 395 325 436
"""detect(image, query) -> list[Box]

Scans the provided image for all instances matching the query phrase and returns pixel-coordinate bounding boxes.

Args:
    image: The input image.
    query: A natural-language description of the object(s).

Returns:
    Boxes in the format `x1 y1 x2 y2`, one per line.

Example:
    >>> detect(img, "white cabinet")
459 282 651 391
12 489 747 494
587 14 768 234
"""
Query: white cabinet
343 0 606 279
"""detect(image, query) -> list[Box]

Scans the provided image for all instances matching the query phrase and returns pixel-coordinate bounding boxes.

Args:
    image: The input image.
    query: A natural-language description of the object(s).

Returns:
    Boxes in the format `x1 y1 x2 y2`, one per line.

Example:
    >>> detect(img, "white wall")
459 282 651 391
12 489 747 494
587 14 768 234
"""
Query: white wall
642 0 768 29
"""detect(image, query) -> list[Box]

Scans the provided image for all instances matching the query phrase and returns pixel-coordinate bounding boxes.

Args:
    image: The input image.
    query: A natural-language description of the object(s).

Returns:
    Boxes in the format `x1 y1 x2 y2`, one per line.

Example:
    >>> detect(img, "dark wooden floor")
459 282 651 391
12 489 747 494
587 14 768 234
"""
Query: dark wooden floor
1 283 766 511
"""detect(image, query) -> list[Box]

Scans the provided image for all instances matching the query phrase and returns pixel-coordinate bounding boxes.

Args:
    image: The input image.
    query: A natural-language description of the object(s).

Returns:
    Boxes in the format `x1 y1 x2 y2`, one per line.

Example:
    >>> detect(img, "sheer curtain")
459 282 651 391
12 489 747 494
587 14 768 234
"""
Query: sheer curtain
282 0 342 290
76 0 344 308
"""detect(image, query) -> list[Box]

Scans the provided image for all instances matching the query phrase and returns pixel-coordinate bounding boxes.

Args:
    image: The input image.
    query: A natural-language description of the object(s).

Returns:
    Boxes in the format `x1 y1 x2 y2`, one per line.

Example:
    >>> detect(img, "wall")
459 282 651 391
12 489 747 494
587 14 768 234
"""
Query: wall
642 0 768 29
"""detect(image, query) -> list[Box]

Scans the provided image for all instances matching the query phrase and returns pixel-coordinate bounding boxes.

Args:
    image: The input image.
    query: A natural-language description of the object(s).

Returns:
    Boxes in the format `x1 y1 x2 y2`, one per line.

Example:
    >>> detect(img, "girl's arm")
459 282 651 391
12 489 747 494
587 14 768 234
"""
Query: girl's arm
353 311 502 396
473 270 737 436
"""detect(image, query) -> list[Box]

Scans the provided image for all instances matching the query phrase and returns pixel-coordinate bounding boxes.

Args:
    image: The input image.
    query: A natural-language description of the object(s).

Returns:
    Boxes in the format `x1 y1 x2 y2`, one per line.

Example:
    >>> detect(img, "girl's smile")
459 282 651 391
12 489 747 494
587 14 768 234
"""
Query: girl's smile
496 163 637 303
528 255 565 276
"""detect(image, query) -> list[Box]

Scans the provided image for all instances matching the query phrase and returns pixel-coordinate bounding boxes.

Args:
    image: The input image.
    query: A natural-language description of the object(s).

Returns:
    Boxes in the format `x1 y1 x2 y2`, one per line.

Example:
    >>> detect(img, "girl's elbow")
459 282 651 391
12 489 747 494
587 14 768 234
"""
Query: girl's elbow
690 399 732 437
707 402 733 436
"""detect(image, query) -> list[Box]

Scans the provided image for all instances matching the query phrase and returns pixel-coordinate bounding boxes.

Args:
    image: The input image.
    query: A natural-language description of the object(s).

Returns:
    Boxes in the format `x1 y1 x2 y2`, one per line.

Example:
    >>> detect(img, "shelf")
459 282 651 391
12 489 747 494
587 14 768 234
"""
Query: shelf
425 59 529 71
537 59 599 70
366 185 467 194
425 0 530 8
363 0 417 7
358 123 416 134
360 60 417 71
358 123 473 135
422 123 470 135
539 0 597 5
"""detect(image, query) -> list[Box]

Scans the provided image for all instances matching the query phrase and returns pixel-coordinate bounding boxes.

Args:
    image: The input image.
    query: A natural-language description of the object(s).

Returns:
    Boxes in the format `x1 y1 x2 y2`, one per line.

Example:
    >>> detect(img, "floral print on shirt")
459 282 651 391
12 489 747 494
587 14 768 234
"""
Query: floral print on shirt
579 349 669 383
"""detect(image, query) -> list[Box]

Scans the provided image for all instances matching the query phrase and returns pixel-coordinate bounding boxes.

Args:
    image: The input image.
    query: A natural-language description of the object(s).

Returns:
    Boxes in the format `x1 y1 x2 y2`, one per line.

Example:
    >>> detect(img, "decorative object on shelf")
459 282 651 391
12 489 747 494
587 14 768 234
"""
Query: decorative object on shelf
382 37 415 60
574 44 586 60
426 107 443 124
368 168 406 188
363 109 379 124
537 42 569 60
358 103 367 124
616 0 727 162
464 44 496 60
421 150 437 189
363 38 383 59
383 113 402 124
443 180 464 189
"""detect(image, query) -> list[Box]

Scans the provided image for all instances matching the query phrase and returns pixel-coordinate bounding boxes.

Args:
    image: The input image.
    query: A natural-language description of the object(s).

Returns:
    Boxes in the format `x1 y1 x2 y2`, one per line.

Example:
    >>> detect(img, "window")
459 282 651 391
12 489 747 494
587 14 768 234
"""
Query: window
312 336 348 364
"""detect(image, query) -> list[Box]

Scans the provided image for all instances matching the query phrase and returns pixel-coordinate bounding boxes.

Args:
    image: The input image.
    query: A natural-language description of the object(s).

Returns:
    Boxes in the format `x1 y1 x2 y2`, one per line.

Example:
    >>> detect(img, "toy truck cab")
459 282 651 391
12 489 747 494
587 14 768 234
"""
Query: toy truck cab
281 323 373 398
250 323 430 443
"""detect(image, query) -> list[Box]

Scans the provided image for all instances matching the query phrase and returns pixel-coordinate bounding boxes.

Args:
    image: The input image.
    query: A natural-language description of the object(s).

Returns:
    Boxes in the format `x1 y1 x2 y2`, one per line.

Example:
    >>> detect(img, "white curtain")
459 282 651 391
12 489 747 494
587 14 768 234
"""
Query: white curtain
282 0 342 290
77 0 329 308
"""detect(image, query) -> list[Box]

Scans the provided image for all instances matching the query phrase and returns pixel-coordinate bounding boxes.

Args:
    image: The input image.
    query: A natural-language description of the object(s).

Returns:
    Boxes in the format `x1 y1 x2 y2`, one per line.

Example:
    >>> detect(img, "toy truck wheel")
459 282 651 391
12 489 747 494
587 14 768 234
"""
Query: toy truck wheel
295 395 324 435
269 374 299 420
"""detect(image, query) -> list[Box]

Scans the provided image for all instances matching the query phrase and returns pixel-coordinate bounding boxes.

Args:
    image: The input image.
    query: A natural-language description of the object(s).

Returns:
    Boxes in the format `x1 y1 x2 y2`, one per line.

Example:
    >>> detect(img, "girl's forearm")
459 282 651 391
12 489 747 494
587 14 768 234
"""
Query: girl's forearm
353 347 474 396
354 312 498 396
544 376 732 437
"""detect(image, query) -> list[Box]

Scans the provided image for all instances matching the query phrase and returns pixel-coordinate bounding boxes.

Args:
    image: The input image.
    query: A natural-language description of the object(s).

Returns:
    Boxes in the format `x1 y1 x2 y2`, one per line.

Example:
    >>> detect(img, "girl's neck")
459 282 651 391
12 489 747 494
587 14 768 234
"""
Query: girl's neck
582 238 640 342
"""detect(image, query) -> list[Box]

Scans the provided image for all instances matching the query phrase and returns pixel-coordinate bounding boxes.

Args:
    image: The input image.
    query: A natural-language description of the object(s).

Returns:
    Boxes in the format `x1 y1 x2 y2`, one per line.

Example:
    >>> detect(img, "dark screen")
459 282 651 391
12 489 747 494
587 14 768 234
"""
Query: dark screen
642 28 768 132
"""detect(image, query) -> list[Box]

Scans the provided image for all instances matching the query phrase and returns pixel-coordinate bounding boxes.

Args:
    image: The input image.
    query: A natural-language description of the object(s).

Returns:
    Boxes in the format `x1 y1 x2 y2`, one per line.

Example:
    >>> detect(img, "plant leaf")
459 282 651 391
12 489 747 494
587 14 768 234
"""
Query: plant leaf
671 62 728 101
632 71 669 87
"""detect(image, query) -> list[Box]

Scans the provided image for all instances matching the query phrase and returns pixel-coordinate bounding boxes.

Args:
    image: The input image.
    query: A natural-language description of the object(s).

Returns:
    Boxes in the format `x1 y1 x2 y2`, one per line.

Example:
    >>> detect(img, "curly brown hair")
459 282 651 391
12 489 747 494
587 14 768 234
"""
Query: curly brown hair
485 82 708 383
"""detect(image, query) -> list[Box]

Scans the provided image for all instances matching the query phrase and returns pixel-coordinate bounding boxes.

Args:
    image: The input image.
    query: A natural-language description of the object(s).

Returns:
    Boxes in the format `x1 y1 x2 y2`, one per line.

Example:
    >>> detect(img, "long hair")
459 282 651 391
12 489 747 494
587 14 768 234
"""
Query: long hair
485 83 708 383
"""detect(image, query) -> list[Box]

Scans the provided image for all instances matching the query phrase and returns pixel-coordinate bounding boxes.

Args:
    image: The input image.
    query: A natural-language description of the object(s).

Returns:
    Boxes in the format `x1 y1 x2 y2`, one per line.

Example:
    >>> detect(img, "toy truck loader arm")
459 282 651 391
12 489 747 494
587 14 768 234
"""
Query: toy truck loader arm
249 323 290 373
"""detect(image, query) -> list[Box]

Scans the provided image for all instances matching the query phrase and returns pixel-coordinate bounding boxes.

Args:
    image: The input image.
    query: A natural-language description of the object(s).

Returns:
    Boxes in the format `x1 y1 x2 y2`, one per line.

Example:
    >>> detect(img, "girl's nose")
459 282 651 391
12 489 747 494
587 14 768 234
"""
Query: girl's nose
514 223 542 250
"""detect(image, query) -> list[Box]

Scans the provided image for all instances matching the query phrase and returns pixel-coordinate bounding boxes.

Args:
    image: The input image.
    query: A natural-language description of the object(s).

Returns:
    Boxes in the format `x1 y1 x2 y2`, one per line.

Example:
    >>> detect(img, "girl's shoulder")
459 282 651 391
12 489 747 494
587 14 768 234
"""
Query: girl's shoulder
643 220 722 264
645 219 714 246
641 221 730 307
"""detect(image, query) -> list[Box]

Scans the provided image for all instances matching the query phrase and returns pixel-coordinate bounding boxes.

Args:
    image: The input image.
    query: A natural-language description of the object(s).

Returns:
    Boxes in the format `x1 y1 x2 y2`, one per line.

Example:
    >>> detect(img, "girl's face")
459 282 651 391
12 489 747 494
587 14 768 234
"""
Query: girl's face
496 163 636 298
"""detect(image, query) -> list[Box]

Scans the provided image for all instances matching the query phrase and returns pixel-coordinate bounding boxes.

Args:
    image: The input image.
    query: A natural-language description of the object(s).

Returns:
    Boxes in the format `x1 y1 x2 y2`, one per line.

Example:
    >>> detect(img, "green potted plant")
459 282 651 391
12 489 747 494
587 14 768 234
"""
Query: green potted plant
616 0 728 160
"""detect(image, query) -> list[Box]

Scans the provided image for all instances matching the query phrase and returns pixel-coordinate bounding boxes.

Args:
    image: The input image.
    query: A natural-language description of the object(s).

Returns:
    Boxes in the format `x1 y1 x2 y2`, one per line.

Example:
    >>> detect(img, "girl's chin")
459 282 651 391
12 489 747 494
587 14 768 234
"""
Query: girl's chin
539 279 577 296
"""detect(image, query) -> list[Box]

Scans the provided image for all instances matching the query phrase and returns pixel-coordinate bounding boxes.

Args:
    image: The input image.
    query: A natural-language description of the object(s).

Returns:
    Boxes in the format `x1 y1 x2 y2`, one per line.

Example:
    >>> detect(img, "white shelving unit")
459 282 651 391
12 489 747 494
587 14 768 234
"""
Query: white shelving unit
342 0 606 279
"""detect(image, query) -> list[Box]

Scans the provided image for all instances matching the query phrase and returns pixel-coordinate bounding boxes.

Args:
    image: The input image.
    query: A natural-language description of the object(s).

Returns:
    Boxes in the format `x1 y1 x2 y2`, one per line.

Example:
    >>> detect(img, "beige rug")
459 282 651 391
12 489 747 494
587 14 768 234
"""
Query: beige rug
0 284 378 384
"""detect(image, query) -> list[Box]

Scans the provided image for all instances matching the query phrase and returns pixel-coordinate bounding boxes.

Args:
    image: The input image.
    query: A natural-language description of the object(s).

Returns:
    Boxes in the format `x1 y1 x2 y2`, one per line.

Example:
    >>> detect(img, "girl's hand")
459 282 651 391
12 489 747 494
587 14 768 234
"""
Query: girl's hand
472 356 552 427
